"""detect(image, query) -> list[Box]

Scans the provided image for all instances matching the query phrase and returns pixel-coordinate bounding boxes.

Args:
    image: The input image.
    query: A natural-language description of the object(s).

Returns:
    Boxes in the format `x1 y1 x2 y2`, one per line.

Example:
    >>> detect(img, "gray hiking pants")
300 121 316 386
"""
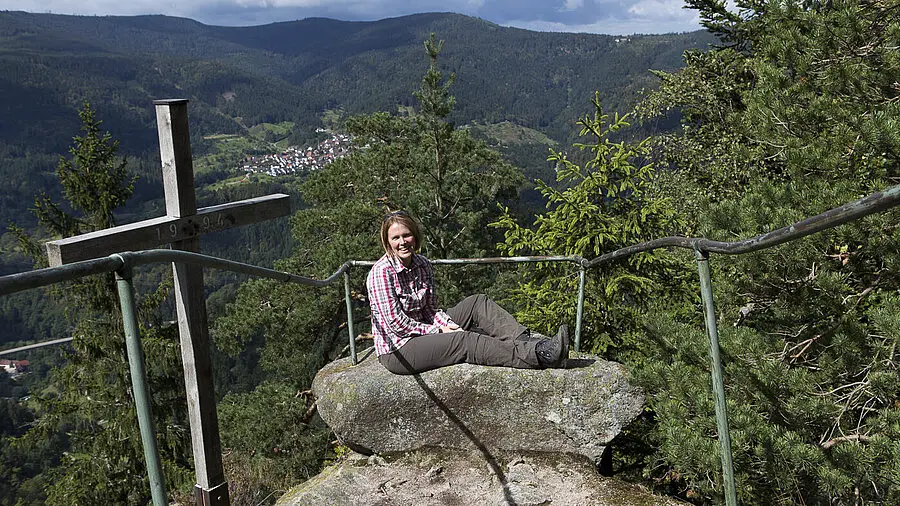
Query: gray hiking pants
378 294 540 375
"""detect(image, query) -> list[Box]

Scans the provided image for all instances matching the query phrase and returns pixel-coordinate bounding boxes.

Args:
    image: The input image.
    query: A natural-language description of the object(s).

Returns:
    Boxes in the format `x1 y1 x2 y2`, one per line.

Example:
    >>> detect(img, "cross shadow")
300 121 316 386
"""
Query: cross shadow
392 351 519 506
357 347 376 362
563 357 595 369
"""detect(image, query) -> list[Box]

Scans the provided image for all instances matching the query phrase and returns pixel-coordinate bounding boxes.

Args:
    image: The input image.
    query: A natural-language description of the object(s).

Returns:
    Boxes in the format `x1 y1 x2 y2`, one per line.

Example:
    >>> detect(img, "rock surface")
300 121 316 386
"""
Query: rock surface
276 448 682 506
312 348 644 464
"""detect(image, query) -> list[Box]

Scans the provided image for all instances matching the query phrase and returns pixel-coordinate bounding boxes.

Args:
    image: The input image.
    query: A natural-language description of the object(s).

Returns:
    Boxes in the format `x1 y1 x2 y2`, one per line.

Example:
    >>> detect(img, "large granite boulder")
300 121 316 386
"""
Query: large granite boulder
277 448 682 506
312 348 644 464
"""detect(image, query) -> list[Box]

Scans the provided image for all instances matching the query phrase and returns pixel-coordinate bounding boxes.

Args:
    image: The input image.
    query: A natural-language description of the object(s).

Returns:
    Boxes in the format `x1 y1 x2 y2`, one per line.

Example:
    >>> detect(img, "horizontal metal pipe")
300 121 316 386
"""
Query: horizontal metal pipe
585 183 900 268
0 250 350 298
0 337 74 356
1 252 581 302
124 250 350 287
351 255 583 267
0 256 124 296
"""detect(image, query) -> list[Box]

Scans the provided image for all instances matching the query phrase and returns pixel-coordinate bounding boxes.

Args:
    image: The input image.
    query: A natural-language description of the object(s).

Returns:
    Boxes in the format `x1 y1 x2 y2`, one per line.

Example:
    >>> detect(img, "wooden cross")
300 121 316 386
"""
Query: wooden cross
46 99 290 506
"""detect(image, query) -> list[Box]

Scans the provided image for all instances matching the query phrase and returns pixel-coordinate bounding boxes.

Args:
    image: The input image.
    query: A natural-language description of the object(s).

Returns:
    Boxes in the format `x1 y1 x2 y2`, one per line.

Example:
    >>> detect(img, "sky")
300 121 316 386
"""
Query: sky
1 0 702 36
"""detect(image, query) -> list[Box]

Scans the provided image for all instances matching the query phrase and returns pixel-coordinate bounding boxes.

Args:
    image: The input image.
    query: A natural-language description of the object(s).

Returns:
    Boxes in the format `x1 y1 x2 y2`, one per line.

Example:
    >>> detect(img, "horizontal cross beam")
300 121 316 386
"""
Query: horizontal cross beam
45 193 290 267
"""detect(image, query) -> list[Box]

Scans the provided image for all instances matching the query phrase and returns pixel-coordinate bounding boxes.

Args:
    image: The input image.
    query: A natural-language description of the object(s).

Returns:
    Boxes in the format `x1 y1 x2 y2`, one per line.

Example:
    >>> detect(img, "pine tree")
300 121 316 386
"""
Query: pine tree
9 102 193 504
212 36 525 499
632 1 900 503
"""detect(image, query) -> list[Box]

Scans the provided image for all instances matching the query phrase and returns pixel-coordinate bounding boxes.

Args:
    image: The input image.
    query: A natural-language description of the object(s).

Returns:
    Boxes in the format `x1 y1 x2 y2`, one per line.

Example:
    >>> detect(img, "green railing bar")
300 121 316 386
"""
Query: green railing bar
114 260 168 506
0 255 123 296
695 249 737 506
0 337 74 356
0 250 349 297
575 264 586 352
343 271 357 365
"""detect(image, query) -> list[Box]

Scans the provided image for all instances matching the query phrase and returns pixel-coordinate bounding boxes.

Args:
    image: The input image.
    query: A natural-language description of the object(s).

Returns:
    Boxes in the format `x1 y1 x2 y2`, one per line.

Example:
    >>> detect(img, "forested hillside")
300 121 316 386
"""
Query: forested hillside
0 10 712 350
0 10 712 230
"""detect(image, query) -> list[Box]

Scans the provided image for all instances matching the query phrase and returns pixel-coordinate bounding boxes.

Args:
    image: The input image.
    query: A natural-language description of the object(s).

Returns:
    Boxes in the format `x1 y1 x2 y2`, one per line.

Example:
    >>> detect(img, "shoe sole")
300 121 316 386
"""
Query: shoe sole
559 325 569 368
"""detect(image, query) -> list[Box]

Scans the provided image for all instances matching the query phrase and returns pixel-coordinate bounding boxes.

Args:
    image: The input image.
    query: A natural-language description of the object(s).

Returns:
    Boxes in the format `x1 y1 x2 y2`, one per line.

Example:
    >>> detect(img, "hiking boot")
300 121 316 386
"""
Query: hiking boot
535 325 569 368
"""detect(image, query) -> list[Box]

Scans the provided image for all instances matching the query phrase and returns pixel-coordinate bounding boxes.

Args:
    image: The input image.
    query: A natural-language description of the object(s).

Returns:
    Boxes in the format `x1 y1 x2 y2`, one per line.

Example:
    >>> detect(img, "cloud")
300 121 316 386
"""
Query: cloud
505 16 700 36
628 0 691 19
478 0 700 35
560 0 584 12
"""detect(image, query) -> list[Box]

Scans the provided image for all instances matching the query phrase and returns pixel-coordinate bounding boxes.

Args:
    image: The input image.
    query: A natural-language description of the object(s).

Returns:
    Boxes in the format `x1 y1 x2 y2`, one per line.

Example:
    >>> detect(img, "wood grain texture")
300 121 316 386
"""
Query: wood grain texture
45 194 290 266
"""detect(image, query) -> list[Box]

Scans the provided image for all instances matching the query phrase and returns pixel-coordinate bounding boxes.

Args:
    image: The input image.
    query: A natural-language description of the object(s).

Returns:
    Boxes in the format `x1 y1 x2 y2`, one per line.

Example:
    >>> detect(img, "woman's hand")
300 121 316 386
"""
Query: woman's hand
440 323 461 333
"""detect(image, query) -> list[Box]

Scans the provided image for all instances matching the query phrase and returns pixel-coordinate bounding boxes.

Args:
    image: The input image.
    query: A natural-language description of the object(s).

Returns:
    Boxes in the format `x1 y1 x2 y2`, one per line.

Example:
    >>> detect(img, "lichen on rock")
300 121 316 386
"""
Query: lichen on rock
276 448 683 506
312 348 645 465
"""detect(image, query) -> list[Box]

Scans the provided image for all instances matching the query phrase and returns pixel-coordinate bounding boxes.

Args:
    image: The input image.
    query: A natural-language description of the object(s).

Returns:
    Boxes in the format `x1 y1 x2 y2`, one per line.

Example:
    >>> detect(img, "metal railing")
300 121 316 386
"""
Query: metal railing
0 182 897 506
0 249 353 506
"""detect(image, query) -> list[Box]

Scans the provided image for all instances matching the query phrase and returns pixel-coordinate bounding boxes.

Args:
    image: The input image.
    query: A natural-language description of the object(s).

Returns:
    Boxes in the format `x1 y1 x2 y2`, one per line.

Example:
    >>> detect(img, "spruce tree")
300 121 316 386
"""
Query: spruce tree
632 1 900 503
212 36 524 499
493 95 690 353
10 102 193 504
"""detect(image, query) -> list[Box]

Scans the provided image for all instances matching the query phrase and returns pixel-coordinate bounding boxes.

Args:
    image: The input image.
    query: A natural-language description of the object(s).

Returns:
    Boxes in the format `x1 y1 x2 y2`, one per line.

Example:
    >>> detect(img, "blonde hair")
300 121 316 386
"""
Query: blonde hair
380 210 423 257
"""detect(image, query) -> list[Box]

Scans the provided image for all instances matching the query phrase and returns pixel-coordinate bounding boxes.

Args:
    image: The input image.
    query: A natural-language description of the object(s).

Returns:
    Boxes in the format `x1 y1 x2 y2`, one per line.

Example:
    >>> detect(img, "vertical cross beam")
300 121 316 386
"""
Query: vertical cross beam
154 99 229 506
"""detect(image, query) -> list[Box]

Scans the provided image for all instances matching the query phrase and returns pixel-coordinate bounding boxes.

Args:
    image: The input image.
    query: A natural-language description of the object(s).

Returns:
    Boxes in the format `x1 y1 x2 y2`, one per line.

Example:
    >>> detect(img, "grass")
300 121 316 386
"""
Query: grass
204 172 279 192
194 122 296 177
465 121 557 147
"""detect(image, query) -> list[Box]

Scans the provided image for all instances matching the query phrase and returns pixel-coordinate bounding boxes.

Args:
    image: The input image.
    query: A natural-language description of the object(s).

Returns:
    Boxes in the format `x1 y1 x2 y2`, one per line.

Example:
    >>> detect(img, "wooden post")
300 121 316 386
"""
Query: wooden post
46 99 292 506
155 99 227 506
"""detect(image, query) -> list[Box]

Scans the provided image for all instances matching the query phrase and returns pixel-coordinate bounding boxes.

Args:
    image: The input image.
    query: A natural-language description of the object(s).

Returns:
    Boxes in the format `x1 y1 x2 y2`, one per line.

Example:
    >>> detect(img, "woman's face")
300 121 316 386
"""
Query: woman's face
387 222 416 266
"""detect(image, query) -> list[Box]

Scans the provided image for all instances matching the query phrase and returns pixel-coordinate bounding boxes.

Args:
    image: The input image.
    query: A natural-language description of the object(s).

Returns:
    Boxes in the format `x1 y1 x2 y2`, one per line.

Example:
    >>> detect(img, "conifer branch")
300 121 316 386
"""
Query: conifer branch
821 434 871 450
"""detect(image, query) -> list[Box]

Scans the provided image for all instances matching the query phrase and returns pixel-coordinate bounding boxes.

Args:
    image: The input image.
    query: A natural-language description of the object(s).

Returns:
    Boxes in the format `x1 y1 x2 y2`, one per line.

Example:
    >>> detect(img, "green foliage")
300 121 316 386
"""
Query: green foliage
0 10 714 232
465 121 557 148
46 102 135 231
213 37 526 499
637 291 900 504
2 103 193 504
636 48 759 216
217 382 332 505
0 406 61 506
493 94 690 354
630 1 900 503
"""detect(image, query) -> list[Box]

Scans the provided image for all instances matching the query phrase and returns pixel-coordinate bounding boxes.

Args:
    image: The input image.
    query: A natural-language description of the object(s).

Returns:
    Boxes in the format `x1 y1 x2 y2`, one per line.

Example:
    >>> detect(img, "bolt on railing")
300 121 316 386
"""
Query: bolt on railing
0 183 897 506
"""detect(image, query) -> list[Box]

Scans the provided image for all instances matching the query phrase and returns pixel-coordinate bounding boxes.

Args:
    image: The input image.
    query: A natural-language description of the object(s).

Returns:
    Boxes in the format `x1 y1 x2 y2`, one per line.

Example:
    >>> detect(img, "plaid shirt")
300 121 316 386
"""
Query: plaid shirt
366 253 455 356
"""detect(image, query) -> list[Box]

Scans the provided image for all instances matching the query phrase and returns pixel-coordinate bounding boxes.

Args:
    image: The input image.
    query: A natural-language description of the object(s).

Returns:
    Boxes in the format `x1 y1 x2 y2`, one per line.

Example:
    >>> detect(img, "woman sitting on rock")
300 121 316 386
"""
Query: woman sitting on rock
367 210 568 375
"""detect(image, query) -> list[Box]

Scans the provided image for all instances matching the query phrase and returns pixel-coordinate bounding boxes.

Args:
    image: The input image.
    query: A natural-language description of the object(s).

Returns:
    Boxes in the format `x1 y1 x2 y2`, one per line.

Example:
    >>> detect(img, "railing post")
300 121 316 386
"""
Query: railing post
115 263 168 506
343 269 357 365
694 249 738 506
574 262 586 352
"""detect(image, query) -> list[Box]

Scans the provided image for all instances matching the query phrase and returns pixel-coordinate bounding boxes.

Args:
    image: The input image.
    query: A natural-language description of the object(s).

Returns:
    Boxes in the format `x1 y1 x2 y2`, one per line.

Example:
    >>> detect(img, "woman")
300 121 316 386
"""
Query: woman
367 210 568 375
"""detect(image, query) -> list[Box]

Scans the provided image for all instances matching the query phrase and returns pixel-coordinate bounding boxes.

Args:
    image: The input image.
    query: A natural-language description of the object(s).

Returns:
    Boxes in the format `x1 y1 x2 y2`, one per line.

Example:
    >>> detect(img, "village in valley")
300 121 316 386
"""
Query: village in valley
238 130 354 177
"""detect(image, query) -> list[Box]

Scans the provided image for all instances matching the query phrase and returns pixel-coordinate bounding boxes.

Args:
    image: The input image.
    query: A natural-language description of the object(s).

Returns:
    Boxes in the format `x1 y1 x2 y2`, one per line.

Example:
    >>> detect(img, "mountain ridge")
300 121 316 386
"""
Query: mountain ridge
0 10 712 228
